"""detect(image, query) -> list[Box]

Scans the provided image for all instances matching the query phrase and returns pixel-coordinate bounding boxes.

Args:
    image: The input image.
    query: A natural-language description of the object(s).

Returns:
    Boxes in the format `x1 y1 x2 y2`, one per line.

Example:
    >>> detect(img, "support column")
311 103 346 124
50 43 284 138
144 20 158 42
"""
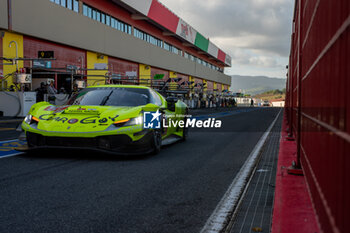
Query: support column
2 31 24 89
86 51 108 87
139 64 151 86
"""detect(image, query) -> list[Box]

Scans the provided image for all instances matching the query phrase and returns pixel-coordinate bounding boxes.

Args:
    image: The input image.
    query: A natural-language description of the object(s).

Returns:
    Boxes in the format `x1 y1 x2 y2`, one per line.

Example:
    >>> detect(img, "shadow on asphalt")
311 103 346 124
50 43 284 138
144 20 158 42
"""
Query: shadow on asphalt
18 148 157 162
17 135 187 162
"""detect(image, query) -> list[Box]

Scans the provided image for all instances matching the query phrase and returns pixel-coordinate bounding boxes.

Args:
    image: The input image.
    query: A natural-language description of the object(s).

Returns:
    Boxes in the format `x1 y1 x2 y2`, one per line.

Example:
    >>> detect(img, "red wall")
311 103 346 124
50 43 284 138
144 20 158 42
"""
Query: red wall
23 36 86 70
108 56 138 77
194 78 202 84
81 0 221 68
217 83 222 92
194 77 202 90
206 81 213 90
285 1 350 233
147 0 179 33
217 50 226 64
176 73 189 85
151 66 169 81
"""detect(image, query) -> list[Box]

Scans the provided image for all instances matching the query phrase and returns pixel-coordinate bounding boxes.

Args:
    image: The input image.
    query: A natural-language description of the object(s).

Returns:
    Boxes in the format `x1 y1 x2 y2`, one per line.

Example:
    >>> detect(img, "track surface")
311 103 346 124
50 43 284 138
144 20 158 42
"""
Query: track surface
0 107 280 233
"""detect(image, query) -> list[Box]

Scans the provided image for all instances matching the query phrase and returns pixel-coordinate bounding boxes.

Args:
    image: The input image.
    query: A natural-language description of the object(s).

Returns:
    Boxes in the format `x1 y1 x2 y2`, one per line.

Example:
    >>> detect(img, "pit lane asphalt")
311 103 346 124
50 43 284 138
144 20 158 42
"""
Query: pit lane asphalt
0 107 281 233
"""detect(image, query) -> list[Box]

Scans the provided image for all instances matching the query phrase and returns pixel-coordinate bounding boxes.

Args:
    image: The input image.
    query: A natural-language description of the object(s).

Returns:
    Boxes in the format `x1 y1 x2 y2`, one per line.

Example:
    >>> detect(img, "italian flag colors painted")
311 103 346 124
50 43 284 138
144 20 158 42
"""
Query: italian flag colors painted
120 0 232 67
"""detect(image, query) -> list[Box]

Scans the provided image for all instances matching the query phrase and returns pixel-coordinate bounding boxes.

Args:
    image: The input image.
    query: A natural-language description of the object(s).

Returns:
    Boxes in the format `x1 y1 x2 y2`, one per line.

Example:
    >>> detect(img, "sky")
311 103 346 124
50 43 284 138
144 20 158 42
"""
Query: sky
159 0 294 79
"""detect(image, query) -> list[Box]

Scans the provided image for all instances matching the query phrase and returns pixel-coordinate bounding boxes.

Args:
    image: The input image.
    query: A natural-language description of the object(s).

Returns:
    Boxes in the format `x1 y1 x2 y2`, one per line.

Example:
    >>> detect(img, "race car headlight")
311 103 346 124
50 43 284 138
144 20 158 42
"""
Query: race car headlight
24 114 39 125
24 114 32 124
124 116 143 126
114 116 143 127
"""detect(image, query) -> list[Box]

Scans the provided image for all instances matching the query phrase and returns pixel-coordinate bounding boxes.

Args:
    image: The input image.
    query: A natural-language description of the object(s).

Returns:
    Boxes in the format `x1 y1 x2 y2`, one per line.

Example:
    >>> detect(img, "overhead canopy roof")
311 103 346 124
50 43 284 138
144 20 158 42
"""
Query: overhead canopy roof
112 0 232 67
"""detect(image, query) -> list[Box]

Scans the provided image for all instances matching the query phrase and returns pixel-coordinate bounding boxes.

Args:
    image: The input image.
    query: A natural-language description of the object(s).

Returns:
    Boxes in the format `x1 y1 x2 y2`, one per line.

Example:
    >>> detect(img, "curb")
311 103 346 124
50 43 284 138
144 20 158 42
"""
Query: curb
200 109 282 233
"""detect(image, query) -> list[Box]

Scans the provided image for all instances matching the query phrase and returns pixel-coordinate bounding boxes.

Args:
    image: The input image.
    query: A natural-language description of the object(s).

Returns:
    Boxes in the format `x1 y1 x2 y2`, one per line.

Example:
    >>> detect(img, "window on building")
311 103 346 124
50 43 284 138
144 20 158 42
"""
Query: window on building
96 11 101 22
67 0 72 10
106 15 110 26
164 42 170 51
134 28 162 47
117 21 120 31
51 0 78 12
81 3 131 35
172 46 179 55
60 0 66 7
111 17 115 28
184 52 189 59
120 22 125 32
83 4 87 16
88 7 92 18
101 13 105 24
92 9 97 20
73 0 79 12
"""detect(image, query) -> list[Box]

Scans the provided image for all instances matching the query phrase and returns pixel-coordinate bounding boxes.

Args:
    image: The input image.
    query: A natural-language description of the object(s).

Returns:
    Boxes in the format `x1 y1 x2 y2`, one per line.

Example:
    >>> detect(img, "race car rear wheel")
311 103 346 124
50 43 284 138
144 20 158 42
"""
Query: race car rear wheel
181 117 189 141
151 130 162 154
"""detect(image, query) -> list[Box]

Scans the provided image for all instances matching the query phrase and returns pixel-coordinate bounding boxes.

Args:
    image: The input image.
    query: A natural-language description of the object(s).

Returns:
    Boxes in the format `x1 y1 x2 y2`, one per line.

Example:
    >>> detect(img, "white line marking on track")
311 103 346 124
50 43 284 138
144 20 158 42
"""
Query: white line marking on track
0 152 23 159
0 139 20 143
200 109 282 233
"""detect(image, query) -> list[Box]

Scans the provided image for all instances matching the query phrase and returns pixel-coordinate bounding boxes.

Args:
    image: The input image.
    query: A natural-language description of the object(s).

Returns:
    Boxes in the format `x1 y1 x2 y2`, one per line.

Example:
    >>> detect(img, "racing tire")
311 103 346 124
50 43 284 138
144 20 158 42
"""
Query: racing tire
151 130 162 155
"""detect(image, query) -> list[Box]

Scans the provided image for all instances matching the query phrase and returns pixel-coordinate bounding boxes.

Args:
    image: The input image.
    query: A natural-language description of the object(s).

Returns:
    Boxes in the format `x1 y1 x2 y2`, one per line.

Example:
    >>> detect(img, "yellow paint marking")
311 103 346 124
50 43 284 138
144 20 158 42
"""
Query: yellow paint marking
3 142 22 147
0 147 14 152
0 128 16 131
0 141 26 152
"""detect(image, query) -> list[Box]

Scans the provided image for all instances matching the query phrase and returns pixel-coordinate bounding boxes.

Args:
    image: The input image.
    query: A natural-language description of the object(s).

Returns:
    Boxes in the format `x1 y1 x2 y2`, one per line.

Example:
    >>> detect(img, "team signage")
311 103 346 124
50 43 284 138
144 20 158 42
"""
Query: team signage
38 51 54 59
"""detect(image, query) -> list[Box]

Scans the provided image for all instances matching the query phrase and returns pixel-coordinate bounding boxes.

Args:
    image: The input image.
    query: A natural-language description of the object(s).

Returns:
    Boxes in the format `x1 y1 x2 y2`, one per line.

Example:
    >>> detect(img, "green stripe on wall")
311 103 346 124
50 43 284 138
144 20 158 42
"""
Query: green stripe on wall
194 33 209 52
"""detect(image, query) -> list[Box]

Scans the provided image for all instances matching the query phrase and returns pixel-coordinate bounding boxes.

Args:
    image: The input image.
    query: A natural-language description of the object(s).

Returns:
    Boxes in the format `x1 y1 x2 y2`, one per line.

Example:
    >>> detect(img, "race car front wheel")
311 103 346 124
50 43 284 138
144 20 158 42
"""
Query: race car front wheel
151 130 162 154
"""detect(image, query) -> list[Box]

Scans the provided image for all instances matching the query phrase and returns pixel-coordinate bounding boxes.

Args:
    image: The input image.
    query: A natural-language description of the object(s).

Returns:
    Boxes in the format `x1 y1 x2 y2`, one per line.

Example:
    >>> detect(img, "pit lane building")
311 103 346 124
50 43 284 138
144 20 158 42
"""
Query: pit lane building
0 0 232 94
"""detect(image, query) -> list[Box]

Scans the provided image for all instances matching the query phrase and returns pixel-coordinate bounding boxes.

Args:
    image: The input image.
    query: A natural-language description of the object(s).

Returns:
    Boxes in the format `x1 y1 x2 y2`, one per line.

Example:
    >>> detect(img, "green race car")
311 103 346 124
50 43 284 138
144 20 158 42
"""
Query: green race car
21 85 188 155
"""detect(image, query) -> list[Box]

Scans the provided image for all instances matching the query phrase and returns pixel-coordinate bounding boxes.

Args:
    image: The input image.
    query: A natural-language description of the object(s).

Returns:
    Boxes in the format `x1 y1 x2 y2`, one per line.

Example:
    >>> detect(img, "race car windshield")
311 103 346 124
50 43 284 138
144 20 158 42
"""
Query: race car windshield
66 88 150 107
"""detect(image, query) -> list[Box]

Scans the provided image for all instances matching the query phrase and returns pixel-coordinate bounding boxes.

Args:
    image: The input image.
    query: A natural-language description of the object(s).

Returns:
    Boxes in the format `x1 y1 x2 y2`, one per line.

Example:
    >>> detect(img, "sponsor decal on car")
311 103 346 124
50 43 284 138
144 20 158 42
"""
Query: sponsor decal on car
37 114 119 125
68 119 79 124
44 106 69 113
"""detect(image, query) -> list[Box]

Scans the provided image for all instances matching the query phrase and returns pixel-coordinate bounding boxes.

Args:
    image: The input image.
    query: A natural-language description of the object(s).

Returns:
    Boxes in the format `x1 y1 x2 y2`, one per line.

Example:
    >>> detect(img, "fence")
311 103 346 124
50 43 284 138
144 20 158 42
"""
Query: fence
285 0 349 233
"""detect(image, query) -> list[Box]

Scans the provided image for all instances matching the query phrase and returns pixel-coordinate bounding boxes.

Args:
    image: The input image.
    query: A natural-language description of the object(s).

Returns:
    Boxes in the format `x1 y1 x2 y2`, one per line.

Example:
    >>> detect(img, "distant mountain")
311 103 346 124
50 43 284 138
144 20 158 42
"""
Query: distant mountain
230 75 286 95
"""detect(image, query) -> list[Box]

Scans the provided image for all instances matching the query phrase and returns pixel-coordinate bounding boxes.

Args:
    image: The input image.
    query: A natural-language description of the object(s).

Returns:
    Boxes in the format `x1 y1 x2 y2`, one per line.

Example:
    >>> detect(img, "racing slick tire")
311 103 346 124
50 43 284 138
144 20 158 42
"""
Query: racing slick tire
181 117 189 141
151 130 162 155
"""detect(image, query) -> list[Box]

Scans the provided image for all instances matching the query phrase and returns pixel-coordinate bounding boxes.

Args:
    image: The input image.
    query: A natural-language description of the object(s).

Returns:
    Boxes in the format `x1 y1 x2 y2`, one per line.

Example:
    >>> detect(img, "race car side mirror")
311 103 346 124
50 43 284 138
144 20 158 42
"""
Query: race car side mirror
166 97 178 112
142 103 159 112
